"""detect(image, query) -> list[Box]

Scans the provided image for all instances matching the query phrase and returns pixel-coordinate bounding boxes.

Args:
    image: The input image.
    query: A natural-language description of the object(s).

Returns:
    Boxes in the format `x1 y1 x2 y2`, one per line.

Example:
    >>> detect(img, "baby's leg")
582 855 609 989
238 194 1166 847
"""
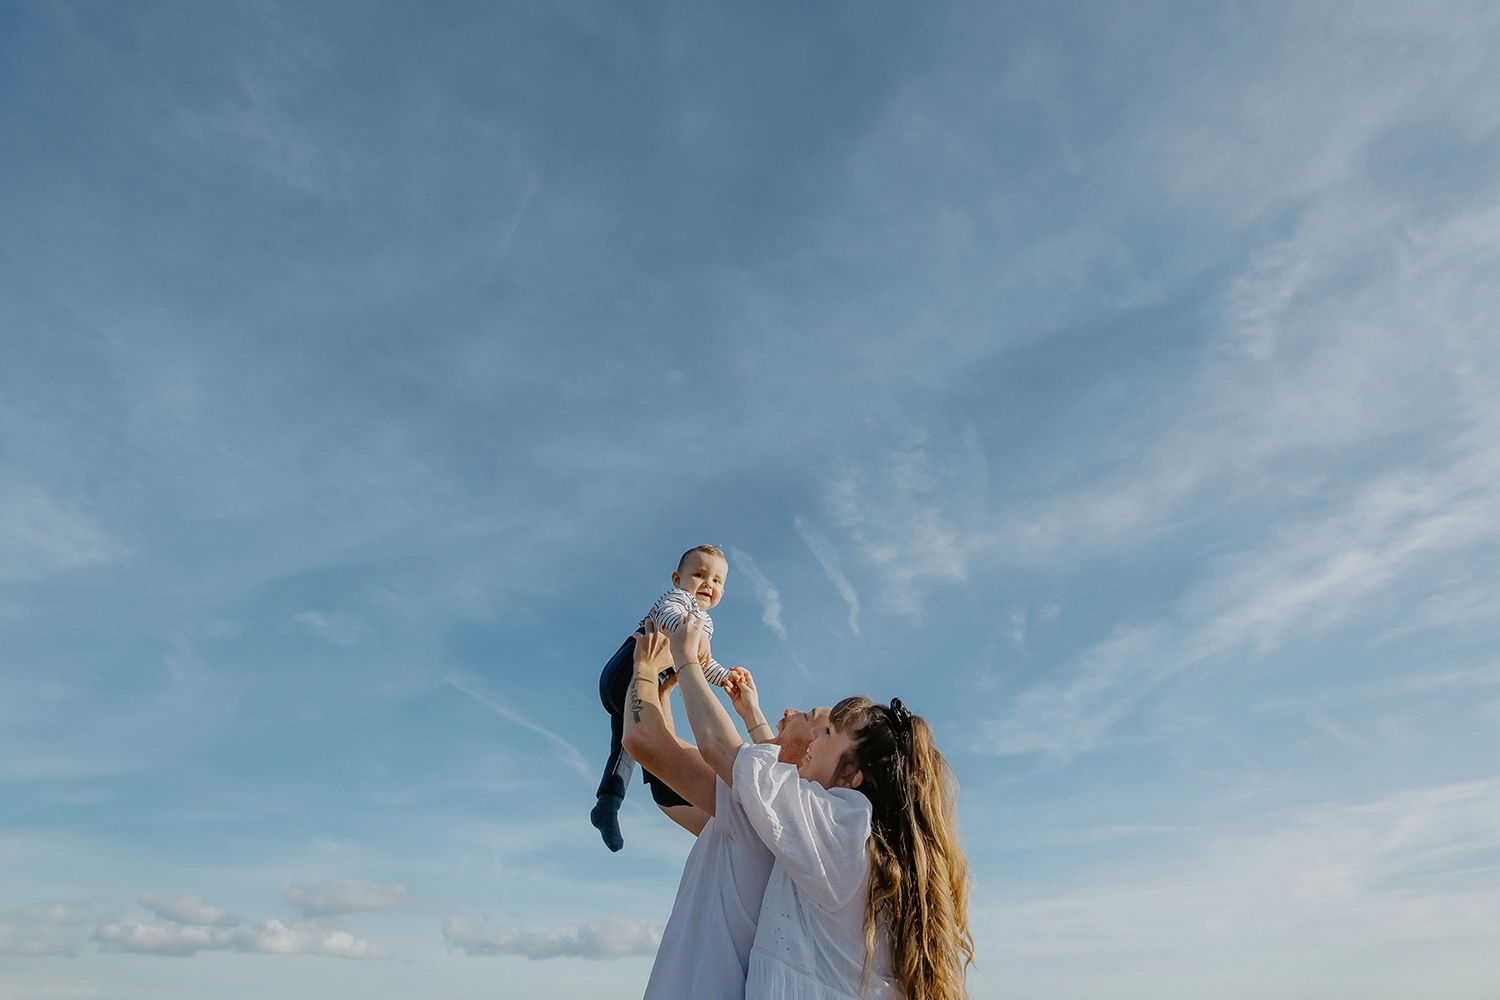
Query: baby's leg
592 636 638 852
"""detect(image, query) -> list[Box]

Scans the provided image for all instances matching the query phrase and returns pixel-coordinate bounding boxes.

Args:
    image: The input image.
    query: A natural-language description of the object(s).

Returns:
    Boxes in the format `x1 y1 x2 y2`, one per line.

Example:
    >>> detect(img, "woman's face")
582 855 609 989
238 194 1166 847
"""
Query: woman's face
780 707 856 789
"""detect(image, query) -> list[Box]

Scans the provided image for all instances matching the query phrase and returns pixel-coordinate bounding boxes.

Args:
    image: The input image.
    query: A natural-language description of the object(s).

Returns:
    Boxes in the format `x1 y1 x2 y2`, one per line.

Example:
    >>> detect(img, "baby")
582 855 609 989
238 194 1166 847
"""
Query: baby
591 544 732 852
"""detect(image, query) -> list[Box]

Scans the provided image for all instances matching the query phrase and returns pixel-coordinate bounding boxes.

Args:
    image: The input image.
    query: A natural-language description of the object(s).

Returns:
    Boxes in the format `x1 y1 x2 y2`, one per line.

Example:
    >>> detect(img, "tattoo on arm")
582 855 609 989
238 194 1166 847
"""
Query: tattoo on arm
629 687 645 724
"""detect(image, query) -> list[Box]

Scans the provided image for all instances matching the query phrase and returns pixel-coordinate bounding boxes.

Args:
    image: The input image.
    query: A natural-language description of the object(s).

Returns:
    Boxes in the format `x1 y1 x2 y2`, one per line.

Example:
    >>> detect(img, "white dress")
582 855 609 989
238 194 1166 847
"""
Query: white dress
644 776 776 1000
732 743 901 1000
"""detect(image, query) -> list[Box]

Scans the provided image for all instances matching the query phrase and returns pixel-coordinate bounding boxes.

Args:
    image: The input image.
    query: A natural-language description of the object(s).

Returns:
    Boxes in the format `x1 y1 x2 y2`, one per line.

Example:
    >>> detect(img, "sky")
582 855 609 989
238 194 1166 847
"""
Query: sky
1 1 1498 998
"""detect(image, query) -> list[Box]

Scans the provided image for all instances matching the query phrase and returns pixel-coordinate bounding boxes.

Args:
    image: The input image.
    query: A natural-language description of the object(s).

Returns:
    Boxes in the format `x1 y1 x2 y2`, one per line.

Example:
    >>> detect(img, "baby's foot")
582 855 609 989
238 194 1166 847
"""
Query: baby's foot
591 793 624 852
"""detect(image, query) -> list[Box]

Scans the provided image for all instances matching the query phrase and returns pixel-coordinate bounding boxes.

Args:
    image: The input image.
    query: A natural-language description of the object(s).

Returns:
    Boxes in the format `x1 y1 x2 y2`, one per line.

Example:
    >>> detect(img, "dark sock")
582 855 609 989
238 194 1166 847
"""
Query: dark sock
591 793 624 852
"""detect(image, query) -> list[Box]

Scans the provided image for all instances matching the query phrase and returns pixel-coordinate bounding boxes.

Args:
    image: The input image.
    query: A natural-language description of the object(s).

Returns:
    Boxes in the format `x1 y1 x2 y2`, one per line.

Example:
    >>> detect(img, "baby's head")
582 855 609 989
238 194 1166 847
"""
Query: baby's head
673 544 728 611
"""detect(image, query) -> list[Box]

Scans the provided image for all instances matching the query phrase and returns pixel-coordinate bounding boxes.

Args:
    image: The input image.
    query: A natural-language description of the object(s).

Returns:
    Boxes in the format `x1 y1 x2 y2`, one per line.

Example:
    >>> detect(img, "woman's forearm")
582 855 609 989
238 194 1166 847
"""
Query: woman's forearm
621 663 672 767
622 661 716 813
676 661 744 784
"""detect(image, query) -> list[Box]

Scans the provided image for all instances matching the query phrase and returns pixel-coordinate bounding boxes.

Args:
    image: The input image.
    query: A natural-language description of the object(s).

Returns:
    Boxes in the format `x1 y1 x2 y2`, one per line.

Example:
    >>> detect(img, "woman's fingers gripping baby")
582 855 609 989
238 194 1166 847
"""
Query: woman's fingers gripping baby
634 620 673 672
724 666 762 722
667 611 706 666
635 621 680 697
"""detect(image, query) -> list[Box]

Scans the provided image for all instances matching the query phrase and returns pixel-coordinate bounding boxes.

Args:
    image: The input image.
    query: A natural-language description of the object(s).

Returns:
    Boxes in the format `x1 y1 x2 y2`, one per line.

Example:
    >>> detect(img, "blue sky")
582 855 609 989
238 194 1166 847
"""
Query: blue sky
2 2 1498 997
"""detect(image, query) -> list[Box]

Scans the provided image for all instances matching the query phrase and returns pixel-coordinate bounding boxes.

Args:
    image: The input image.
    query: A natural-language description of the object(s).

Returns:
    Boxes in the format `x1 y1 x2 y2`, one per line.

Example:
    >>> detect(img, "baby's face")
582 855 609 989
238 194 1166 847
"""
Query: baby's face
673 552 727 611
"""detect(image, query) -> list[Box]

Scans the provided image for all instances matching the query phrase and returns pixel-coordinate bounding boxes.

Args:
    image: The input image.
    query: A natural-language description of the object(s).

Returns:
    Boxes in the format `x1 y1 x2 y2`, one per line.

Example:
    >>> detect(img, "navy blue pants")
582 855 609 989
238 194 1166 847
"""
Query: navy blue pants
596 635 689 809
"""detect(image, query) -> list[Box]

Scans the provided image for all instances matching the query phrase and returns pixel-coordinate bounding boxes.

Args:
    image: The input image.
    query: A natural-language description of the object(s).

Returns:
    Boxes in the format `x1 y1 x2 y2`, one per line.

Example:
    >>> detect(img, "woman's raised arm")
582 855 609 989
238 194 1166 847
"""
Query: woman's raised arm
670 615 745 785
620 622 717 817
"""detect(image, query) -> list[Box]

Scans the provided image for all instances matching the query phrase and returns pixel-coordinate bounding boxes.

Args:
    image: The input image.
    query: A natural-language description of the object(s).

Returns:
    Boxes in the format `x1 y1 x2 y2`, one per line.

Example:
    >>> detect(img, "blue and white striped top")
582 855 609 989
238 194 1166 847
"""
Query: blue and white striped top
641 588 730 686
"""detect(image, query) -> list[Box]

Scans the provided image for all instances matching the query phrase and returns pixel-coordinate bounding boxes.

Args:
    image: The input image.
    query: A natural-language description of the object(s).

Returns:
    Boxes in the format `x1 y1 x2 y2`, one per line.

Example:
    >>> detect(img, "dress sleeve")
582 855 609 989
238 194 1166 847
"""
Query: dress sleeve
731 743 872 911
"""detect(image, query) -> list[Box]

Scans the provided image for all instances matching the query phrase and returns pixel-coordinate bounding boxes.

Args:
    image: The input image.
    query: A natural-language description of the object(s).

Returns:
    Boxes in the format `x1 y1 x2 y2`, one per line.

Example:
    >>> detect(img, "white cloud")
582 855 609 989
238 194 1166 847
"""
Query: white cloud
94 922 230 957
234 920 387 959
442 915 659 960
728 547 785 639
283 879 410 918
293 610 363 646
95 919 386 959
446 675 593 780
138 893 239 928
793 517 860 635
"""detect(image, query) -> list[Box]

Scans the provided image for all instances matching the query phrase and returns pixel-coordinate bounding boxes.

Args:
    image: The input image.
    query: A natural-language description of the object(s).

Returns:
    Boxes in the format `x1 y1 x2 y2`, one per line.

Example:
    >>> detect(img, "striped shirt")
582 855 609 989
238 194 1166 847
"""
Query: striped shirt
640 588 730 686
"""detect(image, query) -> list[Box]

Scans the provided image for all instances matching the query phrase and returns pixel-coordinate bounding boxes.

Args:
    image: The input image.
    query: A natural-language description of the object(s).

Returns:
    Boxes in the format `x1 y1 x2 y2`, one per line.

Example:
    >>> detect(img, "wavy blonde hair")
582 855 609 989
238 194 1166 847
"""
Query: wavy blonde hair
832 696 974 1000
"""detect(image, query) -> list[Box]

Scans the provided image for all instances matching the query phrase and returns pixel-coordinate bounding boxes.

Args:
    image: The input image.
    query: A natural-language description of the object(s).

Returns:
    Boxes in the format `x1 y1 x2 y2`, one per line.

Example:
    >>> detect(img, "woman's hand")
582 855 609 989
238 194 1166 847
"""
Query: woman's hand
724 666 773 741
634 620 674 675
658 669 679 699
668 613 706 667
724 666 760 720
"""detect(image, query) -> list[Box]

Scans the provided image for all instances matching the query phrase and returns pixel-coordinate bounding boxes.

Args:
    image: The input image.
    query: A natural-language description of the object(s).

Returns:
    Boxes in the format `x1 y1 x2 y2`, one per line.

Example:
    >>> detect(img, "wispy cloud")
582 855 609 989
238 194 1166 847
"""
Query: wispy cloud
293 611 363 647
1007 608 1027 650
728 547 785 640
0 902 94 957
446 675 593 780
986 187 1500 759
989 421 1500 759
980 775 1500 976
0 476 125 585
442 915 659 960
794 517 860 635
283 880 409 919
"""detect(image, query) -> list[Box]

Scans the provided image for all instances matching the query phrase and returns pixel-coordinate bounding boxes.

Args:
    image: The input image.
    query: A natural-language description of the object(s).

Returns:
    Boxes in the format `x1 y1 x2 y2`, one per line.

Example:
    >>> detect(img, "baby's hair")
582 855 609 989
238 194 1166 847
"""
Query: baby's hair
677 544 726 572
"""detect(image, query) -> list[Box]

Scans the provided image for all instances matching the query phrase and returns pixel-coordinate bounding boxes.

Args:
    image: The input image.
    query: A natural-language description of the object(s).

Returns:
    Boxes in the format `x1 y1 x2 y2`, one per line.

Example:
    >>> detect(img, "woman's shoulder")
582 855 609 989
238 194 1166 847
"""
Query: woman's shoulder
824 786 872 813
734 746 872 827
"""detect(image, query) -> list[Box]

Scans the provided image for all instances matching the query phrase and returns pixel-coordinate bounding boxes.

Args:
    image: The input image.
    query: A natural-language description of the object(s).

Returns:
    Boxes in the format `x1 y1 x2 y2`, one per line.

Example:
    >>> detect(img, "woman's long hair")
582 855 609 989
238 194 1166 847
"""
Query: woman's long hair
831 696 973 1000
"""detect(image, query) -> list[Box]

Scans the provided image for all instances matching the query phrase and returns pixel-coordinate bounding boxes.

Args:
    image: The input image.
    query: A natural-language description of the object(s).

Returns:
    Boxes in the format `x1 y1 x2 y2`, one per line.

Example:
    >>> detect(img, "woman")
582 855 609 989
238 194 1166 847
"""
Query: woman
622 622 818 1000
670 614 974 1000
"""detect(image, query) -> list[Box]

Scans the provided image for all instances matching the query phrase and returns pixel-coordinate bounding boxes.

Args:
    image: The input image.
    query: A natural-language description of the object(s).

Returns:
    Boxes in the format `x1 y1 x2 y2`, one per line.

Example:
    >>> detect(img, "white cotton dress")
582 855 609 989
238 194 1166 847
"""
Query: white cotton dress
644 776 776 1000
732 743 901 1000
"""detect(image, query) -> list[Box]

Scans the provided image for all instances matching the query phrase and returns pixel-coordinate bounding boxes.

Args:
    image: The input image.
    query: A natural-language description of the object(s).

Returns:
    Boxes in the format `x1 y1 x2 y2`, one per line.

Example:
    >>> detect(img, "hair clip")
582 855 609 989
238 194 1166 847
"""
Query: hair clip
887 698 913 737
